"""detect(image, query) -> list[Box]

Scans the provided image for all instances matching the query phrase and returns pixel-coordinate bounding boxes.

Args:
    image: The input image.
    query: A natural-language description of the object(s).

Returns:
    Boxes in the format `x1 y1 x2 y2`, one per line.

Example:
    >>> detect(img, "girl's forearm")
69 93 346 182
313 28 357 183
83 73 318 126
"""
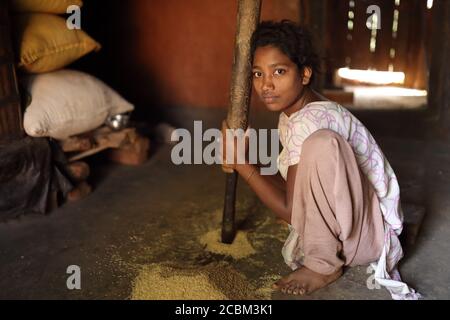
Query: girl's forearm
235 163 291 223
265 172 286 191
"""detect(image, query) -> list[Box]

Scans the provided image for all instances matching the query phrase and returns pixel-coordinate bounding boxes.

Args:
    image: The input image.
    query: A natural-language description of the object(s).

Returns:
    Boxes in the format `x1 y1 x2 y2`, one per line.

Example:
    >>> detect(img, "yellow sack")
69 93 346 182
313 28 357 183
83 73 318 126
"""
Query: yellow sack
13 13 101 73
10 0 83 14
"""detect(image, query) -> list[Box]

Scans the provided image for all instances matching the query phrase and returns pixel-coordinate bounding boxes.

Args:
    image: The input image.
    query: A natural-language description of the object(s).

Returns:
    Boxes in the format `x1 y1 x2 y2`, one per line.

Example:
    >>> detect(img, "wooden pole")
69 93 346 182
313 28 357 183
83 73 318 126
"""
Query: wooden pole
222 0 261 244
0 0 24 142
428 0 450 137
304 0 327 92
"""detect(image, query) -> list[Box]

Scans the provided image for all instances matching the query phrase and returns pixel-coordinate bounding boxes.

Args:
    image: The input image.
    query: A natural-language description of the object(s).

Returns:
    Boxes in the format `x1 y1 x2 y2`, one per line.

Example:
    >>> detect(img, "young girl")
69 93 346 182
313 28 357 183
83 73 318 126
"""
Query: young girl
221 20 420 300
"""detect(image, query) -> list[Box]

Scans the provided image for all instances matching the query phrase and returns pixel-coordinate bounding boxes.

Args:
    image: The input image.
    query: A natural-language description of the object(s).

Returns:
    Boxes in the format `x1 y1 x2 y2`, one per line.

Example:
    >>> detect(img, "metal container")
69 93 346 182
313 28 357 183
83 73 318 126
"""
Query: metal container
105 113 130 131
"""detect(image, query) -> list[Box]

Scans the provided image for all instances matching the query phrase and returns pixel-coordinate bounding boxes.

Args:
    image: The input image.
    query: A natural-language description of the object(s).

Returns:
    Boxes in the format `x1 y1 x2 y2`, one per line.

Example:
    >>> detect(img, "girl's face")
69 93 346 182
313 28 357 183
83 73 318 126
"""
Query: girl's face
252 45 311 114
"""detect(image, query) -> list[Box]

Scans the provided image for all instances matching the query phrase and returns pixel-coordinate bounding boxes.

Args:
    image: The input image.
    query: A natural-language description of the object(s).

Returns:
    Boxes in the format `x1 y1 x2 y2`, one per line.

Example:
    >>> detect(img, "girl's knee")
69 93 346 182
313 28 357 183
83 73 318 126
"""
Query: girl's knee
302 129 341 156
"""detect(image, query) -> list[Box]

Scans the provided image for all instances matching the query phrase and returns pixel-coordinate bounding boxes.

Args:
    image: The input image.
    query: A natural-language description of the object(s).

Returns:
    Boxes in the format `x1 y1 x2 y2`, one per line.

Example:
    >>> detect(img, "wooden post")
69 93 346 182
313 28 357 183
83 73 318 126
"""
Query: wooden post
0 1 24 141
303 0 327 92
222 0 261 244
428 0 450 137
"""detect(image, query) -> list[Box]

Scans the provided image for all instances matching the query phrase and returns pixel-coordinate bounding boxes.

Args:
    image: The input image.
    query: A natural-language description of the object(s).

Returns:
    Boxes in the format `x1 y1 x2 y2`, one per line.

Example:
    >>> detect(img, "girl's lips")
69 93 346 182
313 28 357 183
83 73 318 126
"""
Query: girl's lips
262 96 278 104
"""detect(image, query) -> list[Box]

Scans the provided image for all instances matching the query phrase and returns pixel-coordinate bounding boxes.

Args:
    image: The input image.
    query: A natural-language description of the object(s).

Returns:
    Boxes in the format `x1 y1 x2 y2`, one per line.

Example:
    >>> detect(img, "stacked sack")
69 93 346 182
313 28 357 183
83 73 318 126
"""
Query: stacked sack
11 0 100 74
10 0 135 140
9 0 138 204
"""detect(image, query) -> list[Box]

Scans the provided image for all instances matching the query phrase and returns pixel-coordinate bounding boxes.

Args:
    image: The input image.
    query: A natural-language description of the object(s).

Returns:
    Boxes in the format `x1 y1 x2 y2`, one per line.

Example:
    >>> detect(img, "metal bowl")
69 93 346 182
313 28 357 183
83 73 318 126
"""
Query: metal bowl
105 113 130 131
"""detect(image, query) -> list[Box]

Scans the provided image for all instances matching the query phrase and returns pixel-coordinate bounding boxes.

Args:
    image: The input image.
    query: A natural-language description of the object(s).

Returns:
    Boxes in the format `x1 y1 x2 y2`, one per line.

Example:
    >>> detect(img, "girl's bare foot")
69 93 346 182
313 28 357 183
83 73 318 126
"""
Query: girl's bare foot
272 266 343 296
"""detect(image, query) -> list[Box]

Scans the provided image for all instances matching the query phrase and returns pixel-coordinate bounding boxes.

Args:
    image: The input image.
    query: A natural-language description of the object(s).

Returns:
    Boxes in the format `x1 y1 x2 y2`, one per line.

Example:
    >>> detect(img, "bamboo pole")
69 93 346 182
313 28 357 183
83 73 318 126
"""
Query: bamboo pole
221 0 261 244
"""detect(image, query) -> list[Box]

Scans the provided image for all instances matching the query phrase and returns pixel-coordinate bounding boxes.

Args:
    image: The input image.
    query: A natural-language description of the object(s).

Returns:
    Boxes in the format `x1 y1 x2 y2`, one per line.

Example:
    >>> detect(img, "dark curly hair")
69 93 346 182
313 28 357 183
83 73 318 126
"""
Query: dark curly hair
250 20 321 85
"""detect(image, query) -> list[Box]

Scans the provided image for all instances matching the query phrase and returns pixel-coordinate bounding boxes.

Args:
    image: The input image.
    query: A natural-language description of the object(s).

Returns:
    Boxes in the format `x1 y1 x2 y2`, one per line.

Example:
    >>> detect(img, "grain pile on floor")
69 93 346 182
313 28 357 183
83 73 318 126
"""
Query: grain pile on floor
130 263 261 300
123 203 290 300
199 228 256 259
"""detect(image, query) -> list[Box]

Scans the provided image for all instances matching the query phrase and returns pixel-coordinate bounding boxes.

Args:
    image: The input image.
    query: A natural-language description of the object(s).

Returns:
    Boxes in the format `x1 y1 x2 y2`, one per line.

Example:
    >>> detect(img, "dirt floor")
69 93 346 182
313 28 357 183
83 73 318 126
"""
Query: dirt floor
0 107 449 300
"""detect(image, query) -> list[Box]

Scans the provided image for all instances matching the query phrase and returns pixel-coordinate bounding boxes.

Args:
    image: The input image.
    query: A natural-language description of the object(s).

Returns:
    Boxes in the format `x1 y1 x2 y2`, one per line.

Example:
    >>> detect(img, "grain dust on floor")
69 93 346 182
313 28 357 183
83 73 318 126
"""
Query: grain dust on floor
199 228 256 259
130 262 270 300
122 202 289 300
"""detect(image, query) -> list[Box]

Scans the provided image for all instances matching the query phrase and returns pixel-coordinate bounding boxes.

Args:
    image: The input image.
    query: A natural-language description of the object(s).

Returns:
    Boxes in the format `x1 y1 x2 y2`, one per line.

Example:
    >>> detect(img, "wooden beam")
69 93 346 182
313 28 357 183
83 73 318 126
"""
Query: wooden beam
0 1 24 141
303 0 327 91
427 0 450 137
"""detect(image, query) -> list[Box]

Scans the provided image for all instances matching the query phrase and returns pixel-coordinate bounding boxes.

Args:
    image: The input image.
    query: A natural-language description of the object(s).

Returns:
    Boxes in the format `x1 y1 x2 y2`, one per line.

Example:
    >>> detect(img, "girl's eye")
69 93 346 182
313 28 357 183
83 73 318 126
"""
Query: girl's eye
274 69 286 76
253 71 262 78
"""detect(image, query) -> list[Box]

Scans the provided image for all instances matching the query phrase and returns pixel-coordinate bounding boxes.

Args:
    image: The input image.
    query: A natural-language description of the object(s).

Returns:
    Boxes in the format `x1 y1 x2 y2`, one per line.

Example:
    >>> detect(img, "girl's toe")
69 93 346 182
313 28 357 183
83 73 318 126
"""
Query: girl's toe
286 283 296 294
293 286 300 295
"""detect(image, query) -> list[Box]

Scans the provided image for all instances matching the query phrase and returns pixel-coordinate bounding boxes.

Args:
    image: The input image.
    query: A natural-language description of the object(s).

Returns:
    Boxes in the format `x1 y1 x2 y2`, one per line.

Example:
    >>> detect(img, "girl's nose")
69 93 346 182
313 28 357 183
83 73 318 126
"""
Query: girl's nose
262 76 274 91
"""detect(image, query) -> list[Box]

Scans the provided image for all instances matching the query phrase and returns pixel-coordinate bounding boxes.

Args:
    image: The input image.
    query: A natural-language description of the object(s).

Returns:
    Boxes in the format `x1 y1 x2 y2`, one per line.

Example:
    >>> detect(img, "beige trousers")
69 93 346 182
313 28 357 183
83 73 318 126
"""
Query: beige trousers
290 129 385 275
